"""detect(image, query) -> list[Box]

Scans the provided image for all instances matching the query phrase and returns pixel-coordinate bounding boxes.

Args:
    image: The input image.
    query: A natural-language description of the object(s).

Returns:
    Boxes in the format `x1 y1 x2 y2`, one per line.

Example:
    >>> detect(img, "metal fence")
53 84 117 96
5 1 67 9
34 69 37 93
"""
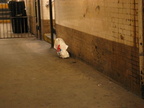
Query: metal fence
0 1 33 39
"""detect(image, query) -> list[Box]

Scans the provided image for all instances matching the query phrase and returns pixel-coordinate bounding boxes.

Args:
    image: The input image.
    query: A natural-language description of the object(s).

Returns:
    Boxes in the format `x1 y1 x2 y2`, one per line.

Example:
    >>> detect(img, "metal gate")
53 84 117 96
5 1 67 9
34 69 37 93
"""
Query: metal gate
0 0 33 39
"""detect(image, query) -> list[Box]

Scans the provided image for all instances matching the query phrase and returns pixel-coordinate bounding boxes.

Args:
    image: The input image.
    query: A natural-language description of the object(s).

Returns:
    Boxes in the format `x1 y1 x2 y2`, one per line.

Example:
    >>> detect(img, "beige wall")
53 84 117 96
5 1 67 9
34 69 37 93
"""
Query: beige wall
55 0 139 47
41 0 55 20
24 0 35 16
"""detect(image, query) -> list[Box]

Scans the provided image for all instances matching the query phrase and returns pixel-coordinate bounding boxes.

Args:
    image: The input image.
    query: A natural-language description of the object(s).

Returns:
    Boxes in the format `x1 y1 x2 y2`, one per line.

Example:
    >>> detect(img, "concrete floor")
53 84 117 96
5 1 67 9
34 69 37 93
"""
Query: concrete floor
0 38 144 108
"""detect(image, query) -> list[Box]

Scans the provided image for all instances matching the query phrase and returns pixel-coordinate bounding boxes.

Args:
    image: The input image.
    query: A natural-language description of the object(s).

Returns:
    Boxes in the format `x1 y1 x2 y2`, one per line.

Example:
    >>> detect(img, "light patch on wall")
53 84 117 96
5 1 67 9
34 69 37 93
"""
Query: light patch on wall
41 0 55 20
55 0 139 47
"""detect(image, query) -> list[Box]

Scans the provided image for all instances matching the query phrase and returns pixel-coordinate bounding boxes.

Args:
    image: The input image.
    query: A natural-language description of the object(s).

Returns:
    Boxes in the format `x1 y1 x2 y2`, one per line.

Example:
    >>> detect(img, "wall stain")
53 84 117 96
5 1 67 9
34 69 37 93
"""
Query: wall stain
120 34 124 40
95 5 100 12
83 7 88 18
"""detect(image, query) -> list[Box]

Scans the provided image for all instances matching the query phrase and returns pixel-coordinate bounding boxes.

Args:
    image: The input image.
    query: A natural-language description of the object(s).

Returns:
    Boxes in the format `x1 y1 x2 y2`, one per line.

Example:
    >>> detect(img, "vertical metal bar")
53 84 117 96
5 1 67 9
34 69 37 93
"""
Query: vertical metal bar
9 8 11 38
23 16 27 37
9 9 12 38
15 2 17 37
0 4 1 38
4 3 6 38
49 0 54 48
35 0 38 38
2 4 5 38
8 1 13 38
138 0 144 99
16 2 19 38
37 0 42 40
25 0 28 37
6 3 8 38
0 4 3 38
28 0 31 37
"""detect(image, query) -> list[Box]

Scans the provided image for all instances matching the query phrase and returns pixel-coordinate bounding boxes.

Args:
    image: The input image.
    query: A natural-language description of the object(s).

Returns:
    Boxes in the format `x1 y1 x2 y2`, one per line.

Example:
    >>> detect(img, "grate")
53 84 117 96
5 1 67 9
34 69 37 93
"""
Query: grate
0 1 33 39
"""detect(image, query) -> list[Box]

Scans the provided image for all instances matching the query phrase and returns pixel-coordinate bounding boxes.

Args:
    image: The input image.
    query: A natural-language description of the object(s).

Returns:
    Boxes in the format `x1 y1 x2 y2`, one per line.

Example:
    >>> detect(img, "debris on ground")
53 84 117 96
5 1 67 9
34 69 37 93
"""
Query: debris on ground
54 38 70 58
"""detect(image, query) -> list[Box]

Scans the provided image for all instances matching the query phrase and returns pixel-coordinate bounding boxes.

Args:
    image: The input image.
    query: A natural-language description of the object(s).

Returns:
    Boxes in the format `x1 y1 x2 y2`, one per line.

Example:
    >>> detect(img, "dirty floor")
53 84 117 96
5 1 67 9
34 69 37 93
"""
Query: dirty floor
0 38 144 108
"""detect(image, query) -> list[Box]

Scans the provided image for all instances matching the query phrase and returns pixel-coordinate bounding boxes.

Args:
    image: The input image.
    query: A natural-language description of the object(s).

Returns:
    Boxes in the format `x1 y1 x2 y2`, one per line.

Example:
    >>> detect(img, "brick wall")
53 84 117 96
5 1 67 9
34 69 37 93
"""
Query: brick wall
55 0 141 95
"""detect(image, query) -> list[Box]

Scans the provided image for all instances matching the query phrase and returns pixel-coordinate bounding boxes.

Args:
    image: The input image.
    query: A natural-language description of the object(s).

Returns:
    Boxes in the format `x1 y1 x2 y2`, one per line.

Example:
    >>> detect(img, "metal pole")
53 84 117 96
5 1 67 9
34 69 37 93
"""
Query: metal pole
138 0 144 99
37 0 42 40
35 0 38 38
49 0 54 48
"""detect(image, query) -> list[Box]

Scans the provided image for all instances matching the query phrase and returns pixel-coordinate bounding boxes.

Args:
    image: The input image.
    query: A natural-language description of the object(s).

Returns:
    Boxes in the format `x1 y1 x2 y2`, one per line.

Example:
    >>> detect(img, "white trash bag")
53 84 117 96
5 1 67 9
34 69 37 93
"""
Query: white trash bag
54 38 70 58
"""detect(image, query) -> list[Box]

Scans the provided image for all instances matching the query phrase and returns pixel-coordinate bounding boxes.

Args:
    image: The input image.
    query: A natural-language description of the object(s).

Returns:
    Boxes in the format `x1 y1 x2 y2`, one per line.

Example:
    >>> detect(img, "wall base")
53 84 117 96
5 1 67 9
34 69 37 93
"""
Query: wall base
56 24 141 96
